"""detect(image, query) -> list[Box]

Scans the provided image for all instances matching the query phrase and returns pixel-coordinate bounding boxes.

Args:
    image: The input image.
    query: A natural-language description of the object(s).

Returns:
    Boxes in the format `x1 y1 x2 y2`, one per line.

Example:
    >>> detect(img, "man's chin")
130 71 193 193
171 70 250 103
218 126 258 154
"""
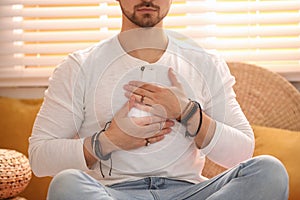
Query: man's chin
134 18 160 28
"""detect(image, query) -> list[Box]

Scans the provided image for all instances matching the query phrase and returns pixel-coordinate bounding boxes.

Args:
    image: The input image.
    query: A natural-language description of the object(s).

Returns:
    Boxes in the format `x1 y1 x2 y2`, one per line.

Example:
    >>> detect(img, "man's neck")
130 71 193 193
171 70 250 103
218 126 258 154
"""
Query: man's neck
118 27 168 63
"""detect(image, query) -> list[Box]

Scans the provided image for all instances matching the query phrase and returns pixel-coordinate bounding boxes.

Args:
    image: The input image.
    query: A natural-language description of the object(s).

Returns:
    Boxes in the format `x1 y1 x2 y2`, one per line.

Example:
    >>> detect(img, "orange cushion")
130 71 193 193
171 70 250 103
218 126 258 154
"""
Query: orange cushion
0 96 51 200
0 97 43 155
252 125 300 200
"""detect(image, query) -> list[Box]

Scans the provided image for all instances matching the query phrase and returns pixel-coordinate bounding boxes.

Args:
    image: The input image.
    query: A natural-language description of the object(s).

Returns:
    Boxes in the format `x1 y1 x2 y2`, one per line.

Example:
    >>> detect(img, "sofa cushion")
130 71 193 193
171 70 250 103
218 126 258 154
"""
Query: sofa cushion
252 125 300 200
0 96 51 200
0 97 43 154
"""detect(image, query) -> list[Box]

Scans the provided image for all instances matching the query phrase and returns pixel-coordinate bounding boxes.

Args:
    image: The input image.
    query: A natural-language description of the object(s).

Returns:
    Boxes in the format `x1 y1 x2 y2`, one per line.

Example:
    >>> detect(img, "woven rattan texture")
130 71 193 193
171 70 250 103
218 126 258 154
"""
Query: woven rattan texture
0 149 32 199
202 62 300 179
229 62 300 131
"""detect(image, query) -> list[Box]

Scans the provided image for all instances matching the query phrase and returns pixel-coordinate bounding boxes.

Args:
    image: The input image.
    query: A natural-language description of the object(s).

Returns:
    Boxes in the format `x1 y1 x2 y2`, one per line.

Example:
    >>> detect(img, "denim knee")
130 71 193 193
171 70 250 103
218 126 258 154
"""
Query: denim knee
252 155 289 199
47 169 113 200
47 169 84 199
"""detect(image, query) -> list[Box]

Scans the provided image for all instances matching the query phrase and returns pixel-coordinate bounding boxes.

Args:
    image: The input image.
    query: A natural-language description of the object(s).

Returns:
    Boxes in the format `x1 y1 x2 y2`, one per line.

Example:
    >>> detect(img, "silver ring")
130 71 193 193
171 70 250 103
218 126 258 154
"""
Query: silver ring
145 139 150 146
141 95 145 103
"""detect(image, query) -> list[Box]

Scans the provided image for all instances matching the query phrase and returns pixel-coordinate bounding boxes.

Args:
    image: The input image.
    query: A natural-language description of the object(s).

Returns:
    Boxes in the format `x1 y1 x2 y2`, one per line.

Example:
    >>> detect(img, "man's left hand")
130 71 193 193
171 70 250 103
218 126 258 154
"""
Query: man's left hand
123 68 190 119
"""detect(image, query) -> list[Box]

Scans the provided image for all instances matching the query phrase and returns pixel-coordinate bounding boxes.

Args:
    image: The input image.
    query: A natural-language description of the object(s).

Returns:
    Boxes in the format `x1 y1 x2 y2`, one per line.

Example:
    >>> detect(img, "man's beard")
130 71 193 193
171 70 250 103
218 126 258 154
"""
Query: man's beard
120 2 166 27
130 13 161 27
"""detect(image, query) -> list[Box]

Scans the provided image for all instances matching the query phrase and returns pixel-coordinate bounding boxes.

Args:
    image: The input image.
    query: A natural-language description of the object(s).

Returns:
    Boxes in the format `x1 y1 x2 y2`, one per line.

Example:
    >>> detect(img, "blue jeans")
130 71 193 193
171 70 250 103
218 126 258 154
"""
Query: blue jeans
47 155 289 200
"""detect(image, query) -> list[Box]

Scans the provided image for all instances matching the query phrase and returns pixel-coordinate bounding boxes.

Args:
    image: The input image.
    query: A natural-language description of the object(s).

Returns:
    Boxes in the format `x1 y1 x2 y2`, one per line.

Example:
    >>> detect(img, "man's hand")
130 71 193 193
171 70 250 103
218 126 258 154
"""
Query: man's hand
103 96 174 152
123 68 190 119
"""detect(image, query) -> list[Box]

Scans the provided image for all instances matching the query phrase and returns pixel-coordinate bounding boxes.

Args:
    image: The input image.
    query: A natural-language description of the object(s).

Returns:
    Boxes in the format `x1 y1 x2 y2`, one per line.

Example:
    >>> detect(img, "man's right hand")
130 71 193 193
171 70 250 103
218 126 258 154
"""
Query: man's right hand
101 96 174 154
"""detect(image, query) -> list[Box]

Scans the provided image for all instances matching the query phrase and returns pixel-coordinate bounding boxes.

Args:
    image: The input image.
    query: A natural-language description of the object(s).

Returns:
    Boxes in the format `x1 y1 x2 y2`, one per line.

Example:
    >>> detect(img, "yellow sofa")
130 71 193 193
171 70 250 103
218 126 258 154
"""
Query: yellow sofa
0 98 51 200
0 62 299 200
203 62 300 200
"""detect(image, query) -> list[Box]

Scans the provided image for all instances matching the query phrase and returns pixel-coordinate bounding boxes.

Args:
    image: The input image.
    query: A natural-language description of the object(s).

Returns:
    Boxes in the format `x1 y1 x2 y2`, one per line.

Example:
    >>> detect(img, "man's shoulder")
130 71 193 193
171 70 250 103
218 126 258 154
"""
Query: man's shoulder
167 32 229 76
69 35 118 64
168 33 218 60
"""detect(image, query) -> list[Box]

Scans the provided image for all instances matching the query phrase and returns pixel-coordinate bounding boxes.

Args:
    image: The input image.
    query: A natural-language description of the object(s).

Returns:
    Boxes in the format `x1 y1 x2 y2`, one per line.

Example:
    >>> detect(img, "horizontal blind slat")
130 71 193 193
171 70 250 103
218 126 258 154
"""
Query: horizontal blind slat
2 18 300 39
1 38 300 54
0 43 94 54
0 0 112 5
2 29 300 45
1 1 299 12
222 50 300 62
0 55 63 67
182 26 300 37
0 18 121 30
2 4 300 17
1 14 297 26
0 0 299 85
0 5 122 17
196 38 300 50
169 2 300 13
2 50 300 67
0 30 118 42
0 0 186 6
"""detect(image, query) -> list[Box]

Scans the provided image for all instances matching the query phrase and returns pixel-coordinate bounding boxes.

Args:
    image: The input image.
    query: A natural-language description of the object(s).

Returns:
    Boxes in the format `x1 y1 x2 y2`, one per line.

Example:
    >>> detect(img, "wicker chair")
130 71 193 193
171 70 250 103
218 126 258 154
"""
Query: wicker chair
202 62 300 178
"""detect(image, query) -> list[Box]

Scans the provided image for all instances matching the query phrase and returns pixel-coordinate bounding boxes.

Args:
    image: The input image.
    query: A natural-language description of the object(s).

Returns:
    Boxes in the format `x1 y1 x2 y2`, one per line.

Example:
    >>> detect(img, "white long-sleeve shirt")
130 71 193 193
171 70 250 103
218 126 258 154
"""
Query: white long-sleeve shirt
29 34 254 186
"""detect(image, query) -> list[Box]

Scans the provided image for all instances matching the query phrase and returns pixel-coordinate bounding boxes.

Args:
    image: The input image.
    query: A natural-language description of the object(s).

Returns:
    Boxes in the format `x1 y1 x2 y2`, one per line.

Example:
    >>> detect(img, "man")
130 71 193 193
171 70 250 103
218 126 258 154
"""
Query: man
29 0 289 199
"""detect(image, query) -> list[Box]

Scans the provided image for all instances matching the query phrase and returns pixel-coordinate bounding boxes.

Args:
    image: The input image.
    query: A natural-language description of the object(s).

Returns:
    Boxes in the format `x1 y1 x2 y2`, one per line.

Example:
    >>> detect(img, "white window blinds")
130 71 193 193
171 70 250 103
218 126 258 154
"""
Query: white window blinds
1 0 300 86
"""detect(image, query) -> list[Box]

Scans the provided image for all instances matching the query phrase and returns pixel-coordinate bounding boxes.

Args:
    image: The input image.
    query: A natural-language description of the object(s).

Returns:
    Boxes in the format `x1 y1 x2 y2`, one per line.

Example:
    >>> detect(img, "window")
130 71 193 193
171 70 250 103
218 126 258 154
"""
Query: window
1 0 299 87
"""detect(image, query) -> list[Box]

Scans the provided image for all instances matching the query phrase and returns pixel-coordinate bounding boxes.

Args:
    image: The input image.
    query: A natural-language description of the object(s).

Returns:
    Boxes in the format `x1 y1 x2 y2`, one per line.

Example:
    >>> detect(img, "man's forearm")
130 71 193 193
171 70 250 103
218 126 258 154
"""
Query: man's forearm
83 137 98 169
83 131 120 169
185 108 216 149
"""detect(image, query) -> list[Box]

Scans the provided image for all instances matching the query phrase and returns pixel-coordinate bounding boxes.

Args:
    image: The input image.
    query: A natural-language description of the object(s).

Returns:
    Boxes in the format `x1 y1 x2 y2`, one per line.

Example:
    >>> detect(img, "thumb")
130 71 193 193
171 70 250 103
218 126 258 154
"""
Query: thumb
118 95 135 117
168 68 181 88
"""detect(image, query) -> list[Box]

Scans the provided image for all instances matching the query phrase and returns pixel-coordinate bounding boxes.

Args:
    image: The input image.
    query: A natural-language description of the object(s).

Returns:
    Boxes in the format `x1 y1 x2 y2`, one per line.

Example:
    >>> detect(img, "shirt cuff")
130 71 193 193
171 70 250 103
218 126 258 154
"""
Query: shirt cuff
200 121 222 156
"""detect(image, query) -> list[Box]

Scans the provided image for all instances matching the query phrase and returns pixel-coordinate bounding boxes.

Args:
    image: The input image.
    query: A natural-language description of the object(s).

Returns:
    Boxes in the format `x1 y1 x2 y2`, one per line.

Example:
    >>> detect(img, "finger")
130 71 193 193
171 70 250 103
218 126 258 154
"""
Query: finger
146 135 165 145
133 101 153 112
139 95 153 106
124 92 142 103
131 115 167 126
119 117 173 139
146 128 172 144
151 128 172 138
133 103 168 118
121 117 167 138
143 120 174 136
128 95 135 110
127 81 158 92
124 92 154 105
155 120 175 131
162 119 175 129
168 68 182 88
132 122 166 138
123 84 152 99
